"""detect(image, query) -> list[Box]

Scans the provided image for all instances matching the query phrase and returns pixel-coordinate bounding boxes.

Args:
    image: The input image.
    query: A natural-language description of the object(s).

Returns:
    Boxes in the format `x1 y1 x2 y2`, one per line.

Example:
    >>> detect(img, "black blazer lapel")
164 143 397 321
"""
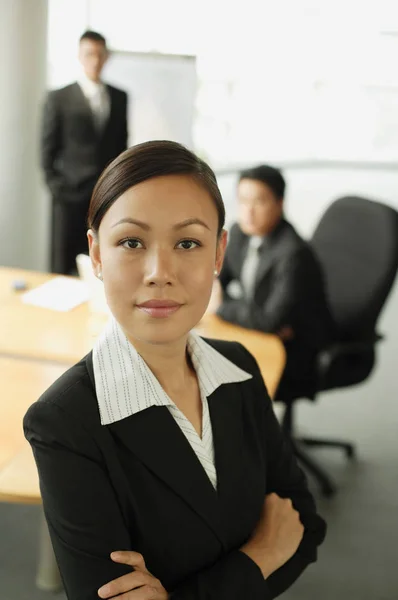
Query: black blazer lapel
237 238 250 279
253 219 289 291
70 83 97 133
228 228 249 279
100 85 116 140
107 406 225 545
208 383 246 532
253 242 274 290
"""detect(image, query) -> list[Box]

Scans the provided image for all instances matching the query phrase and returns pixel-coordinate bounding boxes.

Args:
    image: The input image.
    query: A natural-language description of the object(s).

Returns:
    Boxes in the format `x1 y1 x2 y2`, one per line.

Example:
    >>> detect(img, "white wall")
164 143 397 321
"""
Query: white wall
47 0 398 165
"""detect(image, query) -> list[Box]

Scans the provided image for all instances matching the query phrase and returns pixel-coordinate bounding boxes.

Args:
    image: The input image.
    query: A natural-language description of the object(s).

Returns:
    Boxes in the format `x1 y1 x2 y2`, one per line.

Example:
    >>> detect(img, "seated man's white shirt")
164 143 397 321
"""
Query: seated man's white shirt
240 235 264 300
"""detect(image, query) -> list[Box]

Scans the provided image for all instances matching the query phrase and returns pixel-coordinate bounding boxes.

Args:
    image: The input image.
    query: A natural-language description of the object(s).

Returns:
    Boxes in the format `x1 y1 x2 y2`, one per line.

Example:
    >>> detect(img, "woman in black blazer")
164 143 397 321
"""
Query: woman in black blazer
24 141 326 600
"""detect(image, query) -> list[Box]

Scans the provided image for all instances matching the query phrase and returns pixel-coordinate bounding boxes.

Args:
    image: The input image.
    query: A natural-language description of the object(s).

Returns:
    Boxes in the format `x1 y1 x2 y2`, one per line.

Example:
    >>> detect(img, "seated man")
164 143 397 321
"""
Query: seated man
213 165 335 399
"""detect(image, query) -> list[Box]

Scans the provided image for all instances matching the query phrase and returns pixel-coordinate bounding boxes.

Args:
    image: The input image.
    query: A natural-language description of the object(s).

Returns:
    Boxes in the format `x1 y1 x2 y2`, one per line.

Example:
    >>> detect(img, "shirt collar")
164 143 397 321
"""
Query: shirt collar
248 235 264 250
78 71 105 98
246 218 287 251
93 317 252 425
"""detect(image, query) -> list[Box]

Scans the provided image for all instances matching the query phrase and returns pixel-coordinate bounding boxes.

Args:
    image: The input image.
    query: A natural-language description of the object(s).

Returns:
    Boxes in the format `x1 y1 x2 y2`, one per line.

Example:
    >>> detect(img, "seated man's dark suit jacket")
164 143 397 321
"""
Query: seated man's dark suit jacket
41 82 128 274
218 220 335 399
24 339 326 600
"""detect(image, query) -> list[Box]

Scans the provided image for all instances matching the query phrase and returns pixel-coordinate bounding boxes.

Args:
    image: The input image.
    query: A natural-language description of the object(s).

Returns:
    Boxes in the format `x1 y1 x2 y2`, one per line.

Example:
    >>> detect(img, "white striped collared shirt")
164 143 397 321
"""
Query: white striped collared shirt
93 318 252 490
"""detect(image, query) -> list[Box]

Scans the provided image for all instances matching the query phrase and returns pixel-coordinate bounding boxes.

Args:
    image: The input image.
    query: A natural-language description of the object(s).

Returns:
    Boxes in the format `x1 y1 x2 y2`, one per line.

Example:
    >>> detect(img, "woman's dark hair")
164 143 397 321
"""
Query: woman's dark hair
239 165 286 201
88 141 225 236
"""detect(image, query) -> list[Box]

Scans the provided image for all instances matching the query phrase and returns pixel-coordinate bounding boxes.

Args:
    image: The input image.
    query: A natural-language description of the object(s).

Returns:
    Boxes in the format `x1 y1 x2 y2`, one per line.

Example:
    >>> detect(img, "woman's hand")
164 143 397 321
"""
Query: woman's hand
240 493 304 578
98 551 169 599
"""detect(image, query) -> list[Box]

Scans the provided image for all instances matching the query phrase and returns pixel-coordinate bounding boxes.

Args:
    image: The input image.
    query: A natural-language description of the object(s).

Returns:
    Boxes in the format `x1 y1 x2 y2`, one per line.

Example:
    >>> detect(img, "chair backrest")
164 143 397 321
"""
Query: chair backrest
311 196 398 340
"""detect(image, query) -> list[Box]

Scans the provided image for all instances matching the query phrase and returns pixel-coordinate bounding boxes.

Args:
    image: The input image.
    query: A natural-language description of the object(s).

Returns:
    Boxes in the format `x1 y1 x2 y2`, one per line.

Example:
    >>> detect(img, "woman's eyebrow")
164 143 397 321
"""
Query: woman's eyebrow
111 218 149 230
111 217 210 231
173 218 210 231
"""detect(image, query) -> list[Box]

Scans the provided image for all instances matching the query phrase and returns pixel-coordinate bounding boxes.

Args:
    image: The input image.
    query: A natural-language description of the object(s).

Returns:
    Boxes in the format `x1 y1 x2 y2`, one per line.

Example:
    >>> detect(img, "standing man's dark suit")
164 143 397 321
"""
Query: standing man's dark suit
41 82 128 274
218 220 335 399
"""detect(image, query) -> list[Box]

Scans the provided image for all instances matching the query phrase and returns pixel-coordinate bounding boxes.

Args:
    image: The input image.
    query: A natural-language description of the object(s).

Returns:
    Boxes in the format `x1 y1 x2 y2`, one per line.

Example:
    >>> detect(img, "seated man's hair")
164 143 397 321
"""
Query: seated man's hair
239 165 286 200
80 30 107 46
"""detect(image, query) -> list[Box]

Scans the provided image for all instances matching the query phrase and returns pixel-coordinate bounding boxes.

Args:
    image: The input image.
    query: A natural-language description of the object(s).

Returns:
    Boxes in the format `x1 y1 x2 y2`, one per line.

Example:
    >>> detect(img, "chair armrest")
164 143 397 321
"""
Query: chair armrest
318 333 383 374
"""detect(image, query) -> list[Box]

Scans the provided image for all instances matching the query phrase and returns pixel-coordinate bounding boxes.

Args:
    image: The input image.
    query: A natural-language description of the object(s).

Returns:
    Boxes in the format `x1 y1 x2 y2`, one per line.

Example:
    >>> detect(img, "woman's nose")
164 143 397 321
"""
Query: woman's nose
143 249 175 286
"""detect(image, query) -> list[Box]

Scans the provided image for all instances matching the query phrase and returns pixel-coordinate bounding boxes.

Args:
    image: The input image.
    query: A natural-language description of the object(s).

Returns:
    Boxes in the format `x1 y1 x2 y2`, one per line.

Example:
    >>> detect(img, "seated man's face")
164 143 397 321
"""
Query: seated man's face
237 178 283 237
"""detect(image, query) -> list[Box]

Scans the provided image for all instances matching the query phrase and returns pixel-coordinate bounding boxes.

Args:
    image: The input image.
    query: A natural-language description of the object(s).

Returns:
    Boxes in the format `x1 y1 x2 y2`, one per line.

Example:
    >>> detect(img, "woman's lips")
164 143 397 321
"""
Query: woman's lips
136 300 182 319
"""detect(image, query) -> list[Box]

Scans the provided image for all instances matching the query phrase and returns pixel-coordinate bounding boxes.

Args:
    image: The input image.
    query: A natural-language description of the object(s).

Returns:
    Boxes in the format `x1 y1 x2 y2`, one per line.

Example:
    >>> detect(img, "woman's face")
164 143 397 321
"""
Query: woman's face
88 175 227 346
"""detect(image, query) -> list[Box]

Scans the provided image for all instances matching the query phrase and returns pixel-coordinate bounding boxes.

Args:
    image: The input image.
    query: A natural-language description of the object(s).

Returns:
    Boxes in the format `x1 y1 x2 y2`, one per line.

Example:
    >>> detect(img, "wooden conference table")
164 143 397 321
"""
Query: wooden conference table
0 267 285 390
0 266 286 590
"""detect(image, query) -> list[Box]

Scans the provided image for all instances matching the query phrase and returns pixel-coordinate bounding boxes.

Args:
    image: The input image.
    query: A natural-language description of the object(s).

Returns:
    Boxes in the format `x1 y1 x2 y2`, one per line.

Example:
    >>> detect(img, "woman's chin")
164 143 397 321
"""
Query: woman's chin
126 321 192 347
116 306 206 346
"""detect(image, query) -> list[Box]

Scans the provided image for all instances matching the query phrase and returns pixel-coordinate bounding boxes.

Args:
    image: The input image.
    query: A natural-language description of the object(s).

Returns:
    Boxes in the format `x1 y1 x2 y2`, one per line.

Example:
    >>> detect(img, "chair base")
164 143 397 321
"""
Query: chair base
290 439 337 497
298 437 355 459
281 403 357 496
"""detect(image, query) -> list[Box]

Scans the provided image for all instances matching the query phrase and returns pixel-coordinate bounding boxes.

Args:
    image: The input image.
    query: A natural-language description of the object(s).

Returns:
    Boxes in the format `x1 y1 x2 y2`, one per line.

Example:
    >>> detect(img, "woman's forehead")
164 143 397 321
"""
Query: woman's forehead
102 175 219 228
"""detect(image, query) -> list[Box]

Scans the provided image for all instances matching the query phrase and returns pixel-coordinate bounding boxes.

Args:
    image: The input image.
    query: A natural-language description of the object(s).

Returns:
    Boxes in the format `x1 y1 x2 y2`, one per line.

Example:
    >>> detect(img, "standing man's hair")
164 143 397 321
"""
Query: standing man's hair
80 30 107 46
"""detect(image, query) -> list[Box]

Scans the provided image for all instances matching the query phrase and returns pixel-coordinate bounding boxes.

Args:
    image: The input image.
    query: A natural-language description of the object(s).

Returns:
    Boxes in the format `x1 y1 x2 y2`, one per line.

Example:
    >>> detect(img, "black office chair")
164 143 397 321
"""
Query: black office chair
279 196 398 496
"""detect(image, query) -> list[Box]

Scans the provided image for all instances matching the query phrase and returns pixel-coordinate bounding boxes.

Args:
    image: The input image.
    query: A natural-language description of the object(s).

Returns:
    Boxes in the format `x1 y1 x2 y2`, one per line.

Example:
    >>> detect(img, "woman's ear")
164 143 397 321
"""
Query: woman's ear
87 229 101 278
215 229 228 275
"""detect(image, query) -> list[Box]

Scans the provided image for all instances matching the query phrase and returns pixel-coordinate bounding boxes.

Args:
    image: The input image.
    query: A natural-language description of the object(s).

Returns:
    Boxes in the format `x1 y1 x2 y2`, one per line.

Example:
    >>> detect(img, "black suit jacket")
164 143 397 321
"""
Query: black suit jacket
218 220 335 352
41 82 128 202
24 340 326 600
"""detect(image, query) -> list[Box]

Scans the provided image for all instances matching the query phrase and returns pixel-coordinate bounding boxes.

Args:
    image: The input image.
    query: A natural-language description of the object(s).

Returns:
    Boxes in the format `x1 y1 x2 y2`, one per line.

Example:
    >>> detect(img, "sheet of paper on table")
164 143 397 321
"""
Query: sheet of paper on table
21 277 89 312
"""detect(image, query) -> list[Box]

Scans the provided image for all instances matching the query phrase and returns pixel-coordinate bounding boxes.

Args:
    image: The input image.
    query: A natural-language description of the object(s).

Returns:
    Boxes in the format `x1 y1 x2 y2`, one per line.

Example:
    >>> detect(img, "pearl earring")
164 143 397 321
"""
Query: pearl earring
97 272 103 281
214 269 218 277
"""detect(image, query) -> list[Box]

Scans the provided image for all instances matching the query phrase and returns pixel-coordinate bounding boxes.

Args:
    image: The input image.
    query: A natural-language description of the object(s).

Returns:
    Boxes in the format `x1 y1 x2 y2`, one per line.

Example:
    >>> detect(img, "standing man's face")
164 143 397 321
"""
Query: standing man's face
79 39 108 82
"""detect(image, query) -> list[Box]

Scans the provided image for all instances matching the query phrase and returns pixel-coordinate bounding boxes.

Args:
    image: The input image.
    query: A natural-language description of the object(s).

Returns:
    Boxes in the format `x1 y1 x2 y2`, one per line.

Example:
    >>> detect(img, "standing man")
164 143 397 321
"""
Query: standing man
41 31 128 274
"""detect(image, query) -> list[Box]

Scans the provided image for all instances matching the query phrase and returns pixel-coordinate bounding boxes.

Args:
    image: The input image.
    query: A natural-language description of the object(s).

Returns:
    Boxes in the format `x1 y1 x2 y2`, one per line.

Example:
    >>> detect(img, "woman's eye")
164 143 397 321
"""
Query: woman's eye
176 240 200 250
121 238 143 249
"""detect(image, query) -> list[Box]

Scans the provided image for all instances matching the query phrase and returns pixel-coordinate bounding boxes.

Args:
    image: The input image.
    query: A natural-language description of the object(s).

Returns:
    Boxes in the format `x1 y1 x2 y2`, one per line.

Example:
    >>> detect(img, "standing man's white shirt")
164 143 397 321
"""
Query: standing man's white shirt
78 72 110 131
